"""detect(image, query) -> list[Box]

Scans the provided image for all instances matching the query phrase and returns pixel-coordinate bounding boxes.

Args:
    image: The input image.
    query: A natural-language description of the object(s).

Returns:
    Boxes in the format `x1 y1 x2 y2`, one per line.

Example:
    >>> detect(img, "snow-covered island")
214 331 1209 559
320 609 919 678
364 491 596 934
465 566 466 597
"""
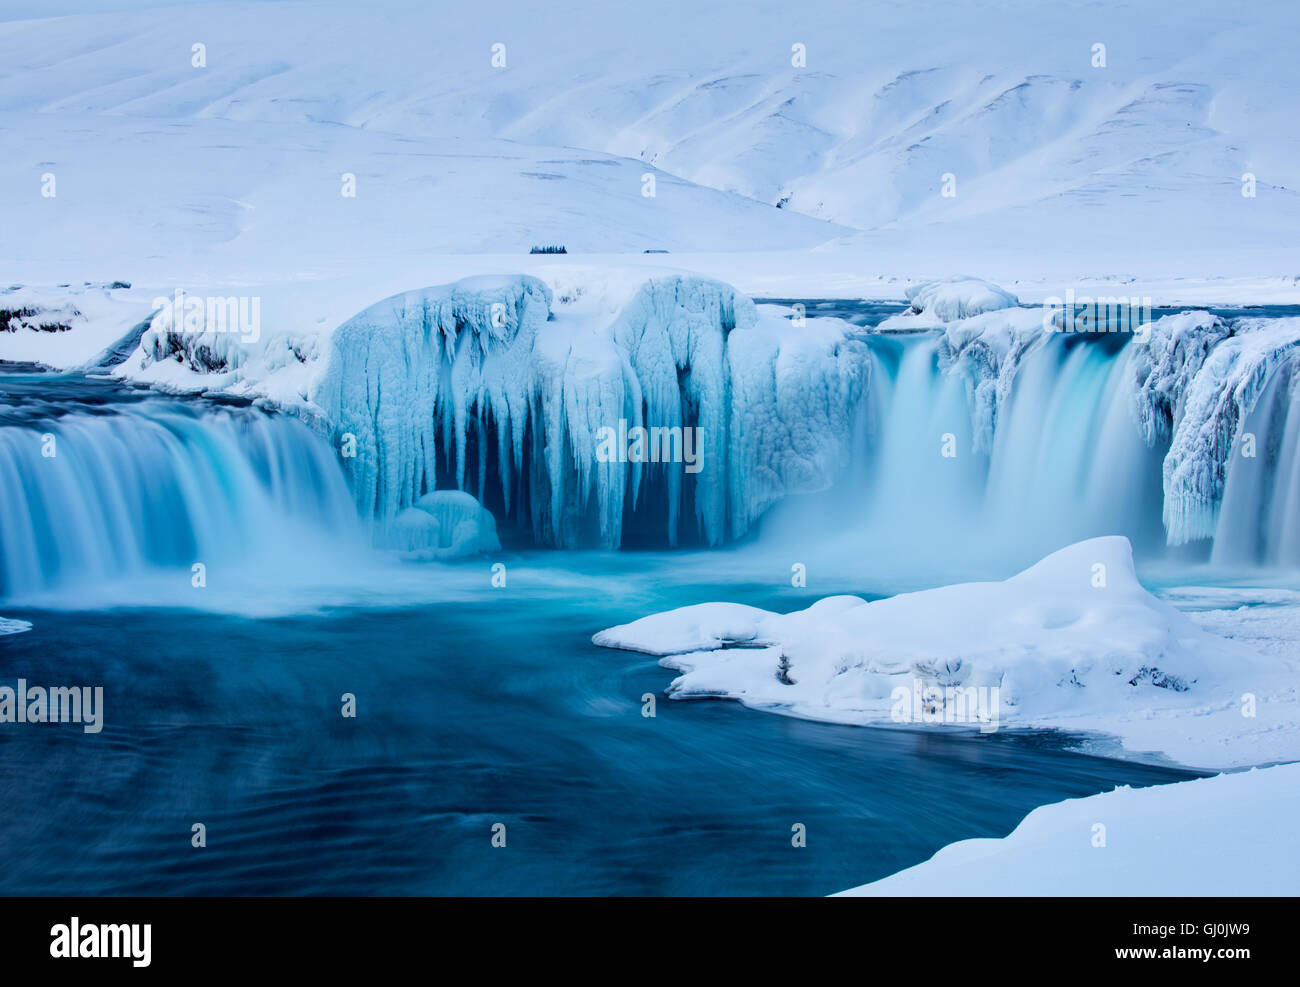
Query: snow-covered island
594 536 1298 771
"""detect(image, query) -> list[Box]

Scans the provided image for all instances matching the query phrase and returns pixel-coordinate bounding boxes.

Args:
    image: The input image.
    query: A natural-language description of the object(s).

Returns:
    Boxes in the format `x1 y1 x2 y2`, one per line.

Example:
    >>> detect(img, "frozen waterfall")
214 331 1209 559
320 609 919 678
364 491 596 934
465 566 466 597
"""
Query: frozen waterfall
311 275 869 548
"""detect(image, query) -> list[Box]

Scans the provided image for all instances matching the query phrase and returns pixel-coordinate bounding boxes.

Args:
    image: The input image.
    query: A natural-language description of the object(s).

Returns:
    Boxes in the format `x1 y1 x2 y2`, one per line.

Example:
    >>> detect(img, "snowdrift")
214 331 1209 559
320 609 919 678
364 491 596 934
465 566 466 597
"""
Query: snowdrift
595 537 1288 764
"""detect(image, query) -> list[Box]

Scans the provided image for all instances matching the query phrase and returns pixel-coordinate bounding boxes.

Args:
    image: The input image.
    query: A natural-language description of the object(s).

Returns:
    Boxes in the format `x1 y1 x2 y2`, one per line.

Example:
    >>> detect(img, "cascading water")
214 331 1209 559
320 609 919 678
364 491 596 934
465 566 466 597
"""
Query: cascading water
824 333 1165 570
5 308 1299 605
1213 360 1300 567
784 320 1300 575
0 377 362 602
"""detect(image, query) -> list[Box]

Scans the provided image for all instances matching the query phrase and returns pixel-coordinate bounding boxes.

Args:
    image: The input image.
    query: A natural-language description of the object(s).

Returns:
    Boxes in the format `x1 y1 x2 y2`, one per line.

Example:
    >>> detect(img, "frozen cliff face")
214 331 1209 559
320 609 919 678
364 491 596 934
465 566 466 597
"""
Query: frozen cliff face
1130 314 1300 550
872 302 1300 564
313 275 551 525
1127 311 1232 447
311 274 869 548
934 307 1050 455
905 277 1020 323
728 309 870 536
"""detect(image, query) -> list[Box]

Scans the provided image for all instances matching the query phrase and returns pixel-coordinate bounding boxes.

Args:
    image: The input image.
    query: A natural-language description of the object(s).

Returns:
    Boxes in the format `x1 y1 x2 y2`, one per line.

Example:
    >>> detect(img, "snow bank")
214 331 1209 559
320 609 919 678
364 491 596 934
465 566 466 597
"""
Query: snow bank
904 277 1020 322
122 312 323 409
595 537 1291 767
0 283 145 370
312 273 868 547
385 491 501 560
839 762 1300 896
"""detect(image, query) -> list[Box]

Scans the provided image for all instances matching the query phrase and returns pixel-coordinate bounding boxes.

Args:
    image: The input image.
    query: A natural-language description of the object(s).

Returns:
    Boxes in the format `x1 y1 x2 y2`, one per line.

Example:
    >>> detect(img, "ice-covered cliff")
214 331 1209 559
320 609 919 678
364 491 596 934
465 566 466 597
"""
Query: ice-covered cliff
311 274 868 548
860 299 1300 566
1130 315 1300 555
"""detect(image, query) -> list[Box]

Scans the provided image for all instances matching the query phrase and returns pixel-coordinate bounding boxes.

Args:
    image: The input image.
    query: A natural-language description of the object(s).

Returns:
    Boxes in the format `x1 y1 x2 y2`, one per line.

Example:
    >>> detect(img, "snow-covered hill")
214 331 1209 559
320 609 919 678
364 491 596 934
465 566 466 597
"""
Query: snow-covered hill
1 0 1297 288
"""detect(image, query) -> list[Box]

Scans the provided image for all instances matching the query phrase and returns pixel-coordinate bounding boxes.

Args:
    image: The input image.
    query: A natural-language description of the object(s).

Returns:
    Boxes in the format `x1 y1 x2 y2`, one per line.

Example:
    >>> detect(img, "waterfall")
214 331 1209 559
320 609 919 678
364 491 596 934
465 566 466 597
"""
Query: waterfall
0 395 362 602
1213 362 1300 567
5 309 1299 601
819 325 1300 573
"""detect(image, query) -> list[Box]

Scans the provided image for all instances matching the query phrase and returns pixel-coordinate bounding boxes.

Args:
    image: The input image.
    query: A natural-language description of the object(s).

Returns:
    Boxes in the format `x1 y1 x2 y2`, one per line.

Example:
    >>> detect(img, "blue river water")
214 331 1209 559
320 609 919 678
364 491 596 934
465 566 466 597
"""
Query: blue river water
0 589 1196 896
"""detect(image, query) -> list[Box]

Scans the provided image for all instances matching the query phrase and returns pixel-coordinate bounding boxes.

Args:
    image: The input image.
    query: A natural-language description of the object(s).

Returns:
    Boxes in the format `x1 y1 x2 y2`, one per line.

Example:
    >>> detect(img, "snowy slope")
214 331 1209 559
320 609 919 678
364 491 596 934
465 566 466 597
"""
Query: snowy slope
1 0 1296 282
0 110 844 289
839 762 1300 896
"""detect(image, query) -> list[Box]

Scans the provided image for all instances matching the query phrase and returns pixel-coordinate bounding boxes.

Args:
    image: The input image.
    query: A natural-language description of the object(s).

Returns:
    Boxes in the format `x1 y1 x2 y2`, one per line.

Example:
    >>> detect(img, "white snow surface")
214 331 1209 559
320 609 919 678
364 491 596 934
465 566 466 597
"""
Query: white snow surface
838 762 1300 896
904 277 1020 322
0 282 147 368
1 0 1297 283
595 536 1299 770
0 0 1297 356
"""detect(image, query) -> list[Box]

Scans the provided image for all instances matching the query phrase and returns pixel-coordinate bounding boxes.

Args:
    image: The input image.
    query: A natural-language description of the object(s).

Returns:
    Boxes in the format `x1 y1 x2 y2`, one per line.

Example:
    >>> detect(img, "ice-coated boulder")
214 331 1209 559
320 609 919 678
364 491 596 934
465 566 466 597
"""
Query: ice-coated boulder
384 490 501 560
904 276 1020 322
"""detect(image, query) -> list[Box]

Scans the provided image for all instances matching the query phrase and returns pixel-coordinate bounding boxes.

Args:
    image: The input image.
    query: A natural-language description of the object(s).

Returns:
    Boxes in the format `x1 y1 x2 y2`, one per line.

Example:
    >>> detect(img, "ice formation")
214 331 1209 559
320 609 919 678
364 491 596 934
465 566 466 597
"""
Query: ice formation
312 274 868 547
387 491 501 560
933 306 1051 454
904 277 1020 322
106 268 1300 565
859 302 1300 564
1129 315 1300 552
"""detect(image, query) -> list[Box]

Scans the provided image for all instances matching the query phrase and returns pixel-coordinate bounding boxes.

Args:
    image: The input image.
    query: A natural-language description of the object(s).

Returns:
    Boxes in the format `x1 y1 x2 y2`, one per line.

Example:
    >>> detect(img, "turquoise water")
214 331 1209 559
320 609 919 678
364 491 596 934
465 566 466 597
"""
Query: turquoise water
0 583 1196 896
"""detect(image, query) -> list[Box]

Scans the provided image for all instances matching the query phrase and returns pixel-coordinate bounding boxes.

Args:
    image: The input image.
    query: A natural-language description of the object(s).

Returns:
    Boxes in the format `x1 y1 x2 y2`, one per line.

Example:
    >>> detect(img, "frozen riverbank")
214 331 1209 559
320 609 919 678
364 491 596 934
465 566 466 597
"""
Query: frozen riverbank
839 761 1300 896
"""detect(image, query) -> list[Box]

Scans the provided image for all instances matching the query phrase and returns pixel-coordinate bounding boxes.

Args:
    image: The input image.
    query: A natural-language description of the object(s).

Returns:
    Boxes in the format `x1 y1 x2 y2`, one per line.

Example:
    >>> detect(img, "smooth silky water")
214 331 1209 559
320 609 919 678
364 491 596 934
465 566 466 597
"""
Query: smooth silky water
0 347 1244 895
